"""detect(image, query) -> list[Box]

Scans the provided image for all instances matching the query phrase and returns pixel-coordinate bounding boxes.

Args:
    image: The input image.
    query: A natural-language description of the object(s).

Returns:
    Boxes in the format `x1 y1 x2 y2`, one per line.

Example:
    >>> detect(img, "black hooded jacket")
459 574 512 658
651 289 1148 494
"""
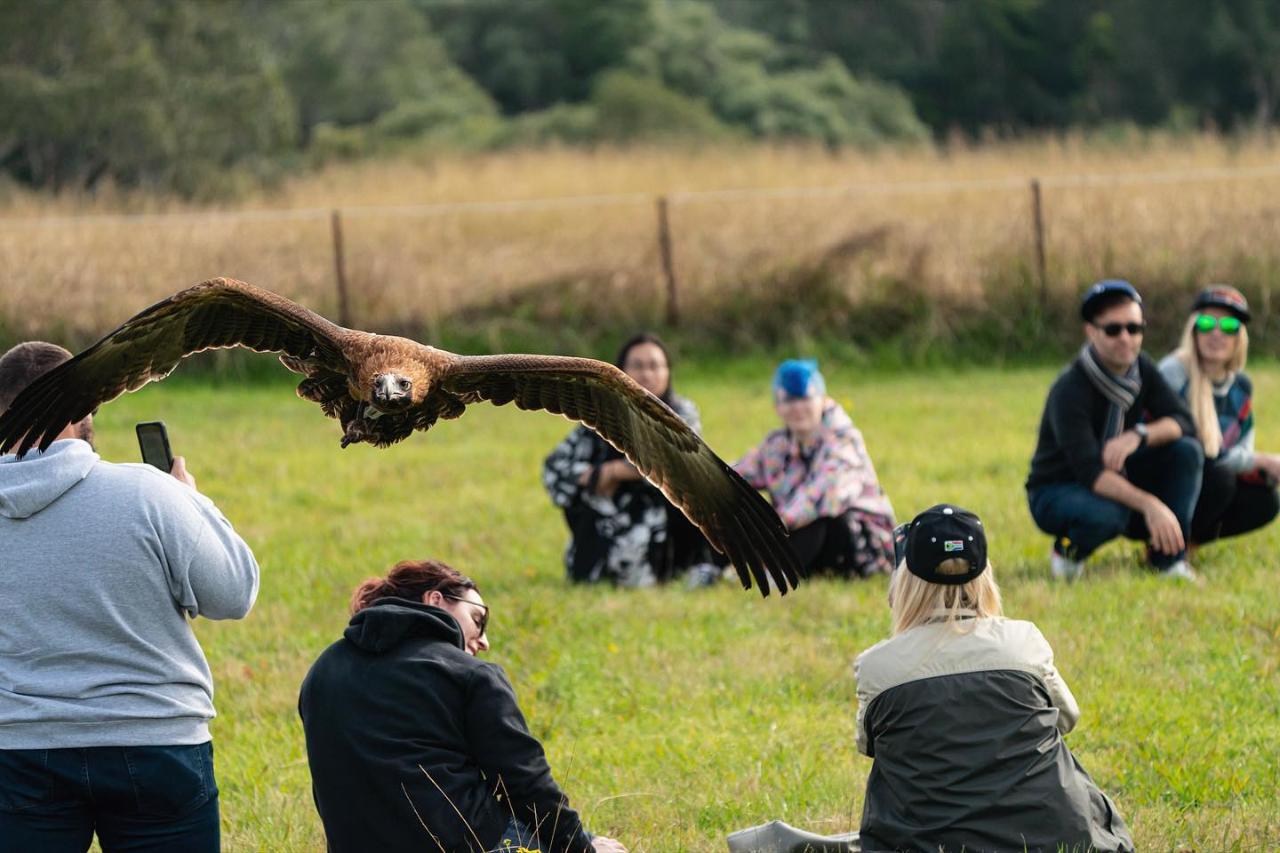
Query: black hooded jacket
298 598 593 853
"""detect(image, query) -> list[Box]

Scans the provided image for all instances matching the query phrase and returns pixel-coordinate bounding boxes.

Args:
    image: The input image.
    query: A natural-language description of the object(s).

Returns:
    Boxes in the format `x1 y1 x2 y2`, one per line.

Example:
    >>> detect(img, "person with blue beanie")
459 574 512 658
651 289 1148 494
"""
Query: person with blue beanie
733 359 896 578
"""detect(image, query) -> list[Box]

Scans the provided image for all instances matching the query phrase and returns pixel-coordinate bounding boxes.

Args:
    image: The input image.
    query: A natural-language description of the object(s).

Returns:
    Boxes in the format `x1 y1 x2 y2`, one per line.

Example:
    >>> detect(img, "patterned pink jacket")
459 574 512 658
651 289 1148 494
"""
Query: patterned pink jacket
734 399 894 530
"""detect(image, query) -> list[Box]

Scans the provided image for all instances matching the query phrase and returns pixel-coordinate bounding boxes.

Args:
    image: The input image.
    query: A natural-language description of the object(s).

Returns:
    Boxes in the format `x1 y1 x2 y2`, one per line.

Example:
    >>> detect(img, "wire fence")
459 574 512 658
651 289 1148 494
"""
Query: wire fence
3 161 1280 344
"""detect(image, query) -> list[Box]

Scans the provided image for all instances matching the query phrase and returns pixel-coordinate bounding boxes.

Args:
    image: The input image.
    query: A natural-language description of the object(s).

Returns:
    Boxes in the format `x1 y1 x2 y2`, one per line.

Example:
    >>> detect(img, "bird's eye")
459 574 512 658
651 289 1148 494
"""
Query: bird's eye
399 379 411 391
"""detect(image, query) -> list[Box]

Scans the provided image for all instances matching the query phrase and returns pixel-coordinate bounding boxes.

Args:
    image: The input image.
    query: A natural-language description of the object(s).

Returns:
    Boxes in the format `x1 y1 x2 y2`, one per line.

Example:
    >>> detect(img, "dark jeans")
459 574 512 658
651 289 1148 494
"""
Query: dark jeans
789 514 858 577
0 742 219 853
1192 458 1280 544
1028 437 1203 569
712 512 864 578
490 817 592 852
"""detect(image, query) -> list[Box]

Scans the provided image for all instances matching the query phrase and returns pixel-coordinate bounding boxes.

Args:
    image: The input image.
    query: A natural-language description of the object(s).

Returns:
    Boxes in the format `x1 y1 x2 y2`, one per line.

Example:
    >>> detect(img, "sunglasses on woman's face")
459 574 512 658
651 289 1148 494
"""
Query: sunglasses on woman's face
442 593 489 636
1194 314 1242 336
1093 321 1146 337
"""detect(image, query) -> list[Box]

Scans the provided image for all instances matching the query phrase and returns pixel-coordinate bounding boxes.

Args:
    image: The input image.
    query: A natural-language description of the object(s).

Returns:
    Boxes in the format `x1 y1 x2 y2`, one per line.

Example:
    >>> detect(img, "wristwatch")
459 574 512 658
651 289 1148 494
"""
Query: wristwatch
1132 422 1149 447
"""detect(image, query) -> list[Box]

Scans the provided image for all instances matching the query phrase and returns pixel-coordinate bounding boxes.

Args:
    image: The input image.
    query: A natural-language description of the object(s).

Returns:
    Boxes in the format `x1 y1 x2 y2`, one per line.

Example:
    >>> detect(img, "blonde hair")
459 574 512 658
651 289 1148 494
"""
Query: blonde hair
888 557 1003 634
1173 313 1248 458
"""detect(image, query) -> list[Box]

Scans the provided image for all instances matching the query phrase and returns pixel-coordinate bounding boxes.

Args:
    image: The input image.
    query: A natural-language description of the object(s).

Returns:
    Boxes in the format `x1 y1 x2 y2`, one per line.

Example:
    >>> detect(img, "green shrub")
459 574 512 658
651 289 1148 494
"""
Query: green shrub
307 123 371 165
591 71 736 143
627 0 927 147
494 103 600 147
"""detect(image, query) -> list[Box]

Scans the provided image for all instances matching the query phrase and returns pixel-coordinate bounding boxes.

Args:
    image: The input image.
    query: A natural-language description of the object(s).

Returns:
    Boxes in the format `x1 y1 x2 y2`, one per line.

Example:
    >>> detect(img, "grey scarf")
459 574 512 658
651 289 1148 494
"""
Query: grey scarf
1078 345 1141 440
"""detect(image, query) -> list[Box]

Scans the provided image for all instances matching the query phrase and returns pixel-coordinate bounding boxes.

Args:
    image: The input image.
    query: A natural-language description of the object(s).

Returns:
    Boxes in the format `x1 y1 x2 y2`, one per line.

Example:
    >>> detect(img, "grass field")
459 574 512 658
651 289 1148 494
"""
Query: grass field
72 356 1280 851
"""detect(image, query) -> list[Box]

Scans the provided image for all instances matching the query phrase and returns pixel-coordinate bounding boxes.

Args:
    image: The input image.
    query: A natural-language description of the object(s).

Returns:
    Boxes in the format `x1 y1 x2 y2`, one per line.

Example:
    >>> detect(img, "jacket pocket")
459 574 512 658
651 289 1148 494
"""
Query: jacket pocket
0 749 52 811
123 742 217 817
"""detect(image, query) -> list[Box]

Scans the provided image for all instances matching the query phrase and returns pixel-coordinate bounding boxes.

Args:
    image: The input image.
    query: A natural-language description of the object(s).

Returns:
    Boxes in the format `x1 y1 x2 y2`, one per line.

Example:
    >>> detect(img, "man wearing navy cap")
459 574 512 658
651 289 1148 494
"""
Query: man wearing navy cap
1026 280 1203 580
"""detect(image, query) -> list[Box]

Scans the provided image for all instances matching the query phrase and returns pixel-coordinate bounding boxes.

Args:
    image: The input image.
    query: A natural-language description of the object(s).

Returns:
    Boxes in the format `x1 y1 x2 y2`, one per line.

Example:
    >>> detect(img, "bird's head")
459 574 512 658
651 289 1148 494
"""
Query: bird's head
371 372 418 412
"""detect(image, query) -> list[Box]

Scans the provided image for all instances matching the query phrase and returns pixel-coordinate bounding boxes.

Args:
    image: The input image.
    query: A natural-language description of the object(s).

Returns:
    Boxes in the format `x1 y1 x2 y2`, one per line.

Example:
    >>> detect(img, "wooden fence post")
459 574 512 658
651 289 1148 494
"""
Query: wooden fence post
1030 179 1048 312
656 195 679 326
330 209 352 328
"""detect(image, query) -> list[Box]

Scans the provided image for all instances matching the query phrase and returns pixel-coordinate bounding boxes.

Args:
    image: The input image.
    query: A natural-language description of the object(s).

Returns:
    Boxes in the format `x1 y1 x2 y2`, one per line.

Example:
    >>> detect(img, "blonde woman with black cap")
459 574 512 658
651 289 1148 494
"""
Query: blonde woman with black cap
1159 285 1280 547
854 505 1134 852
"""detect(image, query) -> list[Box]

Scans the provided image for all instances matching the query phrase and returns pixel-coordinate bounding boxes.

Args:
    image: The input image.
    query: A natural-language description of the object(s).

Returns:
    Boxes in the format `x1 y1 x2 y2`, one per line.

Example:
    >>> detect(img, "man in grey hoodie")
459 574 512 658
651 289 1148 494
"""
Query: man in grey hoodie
0 342 260 852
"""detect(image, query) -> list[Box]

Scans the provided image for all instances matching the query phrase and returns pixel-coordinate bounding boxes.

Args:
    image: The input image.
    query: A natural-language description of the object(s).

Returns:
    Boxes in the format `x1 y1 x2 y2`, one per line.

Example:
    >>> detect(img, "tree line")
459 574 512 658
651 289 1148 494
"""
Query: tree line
2 0 1276 197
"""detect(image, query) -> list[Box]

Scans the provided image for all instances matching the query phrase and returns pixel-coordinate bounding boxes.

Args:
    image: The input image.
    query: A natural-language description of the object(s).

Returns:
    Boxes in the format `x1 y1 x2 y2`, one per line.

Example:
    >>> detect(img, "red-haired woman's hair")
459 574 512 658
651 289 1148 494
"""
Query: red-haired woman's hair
349 559 479 615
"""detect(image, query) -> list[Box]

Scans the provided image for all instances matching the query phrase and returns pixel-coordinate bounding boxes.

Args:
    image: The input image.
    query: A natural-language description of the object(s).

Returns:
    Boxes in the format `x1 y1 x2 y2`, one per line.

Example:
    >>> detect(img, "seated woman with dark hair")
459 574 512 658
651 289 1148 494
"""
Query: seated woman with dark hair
298 559 626 853
733 359 895 579
542 333 715 587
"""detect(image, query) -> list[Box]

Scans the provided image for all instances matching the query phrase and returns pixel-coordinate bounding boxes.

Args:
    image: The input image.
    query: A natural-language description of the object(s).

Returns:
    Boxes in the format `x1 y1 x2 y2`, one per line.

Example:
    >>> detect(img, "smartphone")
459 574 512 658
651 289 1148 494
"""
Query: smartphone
136 421 174 472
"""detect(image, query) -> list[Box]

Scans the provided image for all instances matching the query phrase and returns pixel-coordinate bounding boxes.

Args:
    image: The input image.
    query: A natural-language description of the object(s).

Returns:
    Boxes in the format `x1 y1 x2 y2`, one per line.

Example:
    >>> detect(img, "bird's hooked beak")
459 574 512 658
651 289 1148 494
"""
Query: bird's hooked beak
371 373 414 411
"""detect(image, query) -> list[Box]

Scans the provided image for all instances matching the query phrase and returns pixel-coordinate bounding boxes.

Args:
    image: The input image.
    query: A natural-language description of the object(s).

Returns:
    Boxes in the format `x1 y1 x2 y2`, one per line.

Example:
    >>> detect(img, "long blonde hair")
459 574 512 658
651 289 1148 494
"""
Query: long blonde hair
1173 314 1248 458
888 557 1003 634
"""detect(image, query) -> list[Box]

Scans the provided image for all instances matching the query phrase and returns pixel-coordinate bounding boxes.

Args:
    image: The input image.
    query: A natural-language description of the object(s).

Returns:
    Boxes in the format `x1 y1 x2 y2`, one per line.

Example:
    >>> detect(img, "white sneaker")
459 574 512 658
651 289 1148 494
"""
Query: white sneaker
1158 559 1199 582
1050 549 1084 581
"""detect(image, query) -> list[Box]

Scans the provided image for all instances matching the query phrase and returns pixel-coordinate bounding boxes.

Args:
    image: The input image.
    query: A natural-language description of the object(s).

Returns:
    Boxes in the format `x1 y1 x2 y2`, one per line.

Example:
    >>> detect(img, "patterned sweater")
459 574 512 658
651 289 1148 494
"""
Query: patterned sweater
733 399 894 529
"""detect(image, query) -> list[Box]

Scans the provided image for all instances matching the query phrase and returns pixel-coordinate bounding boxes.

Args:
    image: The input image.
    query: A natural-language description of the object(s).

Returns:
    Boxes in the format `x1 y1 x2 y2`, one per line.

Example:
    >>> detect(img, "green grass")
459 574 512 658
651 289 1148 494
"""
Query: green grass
81 359 1280 851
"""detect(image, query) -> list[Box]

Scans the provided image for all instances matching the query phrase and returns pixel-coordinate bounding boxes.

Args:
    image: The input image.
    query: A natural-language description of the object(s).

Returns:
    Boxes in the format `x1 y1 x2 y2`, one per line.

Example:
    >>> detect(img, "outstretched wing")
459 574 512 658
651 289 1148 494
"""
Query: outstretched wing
440 354 803 596
0 278 350 455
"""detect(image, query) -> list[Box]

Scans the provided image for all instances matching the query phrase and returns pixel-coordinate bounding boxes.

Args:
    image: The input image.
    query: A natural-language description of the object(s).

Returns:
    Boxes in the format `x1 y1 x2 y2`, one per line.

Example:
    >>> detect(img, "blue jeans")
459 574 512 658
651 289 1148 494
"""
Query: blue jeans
0 742 219 853
1028 437 1204 568
490 816 593 852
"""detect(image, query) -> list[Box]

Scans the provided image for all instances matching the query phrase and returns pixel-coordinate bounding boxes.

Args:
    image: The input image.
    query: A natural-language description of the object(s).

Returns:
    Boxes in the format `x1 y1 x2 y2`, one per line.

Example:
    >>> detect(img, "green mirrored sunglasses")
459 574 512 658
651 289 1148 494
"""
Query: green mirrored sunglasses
1195 314 1242 335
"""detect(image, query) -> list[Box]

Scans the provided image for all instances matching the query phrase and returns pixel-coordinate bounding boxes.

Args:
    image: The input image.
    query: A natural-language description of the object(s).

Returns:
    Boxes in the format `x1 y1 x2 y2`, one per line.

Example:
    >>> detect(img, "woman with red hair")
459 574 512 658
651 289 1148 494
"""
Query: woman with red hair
299 559 626 853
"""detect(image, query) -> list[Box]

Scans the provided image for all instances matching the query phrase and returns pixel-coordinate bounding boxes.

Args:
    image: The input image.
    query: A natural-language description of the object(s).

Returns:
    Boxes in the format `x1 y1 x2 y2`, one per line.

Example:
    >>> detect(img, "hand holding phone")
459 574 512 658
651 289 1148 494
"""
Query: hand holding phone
137 421 198 489
136 421 174 472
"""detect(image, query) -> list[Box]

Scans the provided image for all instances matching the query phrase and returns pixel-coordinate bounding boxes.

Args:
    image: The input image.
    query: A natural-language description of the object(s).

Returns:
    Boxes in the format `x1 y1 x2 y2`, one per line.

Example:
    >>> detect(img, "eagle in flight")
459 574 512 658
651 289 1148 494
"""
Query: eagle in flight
0 278 801 595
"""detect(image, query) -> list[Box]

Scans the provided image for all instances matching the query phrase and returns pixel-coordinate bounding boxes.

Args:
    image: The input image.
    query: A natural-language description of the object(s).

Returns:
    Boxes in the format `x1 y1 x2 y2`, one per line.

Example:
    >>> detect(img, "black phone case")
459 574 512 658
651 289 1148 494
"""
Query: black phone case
135 422 173 472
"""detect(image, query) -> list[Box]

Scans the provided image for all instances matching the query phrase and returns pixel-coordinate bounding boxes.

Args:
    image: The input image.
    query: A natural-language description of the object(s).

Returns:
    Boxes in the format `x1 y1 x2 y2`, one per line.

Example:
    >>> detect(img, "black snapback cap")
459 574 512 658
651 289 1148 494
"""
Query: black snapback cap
893 504 988 585
1191 285 1251 323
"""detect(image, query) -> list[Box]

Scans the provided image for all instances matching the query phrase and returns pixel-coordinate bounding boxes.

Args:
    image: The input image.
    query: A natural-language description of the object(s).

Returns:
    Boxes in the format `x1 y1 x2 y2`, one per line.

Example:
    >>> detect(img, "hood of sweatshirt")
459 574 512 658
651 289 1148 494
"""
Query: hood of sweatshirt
0 439 99 520
343 598 465 653
822 399 855 435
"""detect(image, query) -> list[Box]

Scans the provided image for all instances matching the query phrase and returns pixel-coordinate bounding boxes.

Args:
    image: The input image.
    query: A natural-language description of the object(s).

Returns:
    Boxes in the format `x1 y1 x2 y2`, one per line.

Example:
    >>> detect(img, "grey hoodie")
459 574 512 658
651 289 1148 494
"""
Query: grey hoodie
0 439 260 748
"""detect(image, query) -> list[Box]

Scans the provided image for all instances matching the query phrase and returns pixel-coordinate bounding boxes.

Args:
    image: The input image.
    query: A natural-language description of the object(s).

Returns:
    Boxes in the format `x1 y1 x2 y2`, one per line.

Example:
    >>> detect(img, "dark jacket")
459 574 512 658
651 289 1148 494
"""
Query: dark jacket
1026 352 1196 492
855 616 1133 853
298 599 593 853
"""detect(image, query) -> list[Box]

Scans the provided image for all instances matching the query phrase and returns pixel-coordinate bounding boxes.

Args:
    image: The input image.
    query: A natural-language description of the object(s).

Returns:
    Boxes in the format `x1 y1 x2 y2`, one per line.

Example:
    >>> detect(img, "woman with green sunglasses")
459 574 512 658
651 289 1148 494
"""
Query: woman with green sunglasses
1159 286 1280 548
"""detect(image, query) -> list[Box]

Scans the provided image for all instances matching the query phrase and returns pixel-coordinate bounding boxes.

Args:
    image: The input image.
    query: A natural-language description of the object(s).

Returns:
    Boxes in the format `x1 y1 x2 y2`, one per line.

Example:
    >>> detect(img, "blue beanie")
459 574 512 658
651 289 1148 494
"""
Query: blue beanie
772 359 826 399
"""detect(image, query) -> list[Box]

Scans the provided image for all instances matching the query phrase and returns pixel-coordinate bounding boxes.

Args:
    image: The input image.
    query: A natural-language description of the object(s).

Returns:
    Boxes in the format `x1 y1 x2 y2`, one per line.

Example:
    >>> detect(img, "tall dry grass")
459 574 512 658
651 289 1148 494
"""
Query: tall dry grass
3 133 1280 353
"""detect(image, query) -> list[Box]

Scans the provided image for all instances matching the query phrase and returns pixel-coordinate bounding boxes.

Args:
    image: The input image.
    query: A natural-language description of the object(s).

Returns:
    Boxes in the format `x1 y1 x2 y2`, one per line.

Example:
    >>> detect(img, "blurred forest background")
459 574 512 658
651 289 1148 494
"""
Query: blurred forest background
5 0 1279 197
3 0 1280 361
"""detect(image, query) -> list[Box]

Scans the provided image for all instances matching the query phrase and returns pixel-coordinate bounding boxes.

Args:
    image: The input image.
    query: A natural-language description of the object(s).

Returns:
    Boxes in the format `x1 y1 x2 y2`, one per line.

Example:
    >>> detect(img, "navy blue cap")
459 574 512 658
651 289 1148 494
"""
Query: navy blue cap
1081 279 1143 322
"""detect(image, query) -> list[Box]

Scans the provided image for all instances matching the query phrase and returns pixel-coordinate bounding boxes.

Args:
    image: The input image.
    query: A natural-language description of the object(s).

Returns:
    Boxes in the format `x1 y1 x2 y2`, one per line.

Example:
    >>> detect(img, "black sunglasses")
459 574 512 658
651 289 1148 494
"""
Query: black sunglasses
442 592 488 635
1093 321 1146 337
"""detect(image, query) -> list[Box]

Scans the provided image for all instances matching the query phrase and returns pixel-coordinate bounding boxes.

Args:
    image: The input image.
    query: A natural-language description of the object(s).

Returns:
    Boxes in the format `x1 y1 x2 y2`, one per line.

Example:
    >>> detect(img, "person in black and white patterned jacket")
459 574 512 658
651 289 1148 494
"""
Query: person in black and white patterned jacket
542 333 716 587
